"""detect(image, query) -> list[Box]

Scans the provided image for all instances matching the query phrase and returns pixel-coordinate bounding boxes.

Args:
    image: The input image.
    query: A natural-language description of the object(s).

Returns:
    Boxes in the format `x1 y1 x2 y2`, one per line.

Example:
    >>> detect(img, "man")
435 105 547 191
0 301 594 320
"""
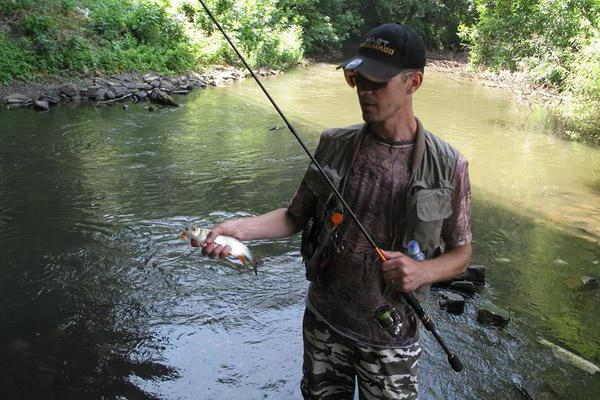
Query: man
203 23 472 399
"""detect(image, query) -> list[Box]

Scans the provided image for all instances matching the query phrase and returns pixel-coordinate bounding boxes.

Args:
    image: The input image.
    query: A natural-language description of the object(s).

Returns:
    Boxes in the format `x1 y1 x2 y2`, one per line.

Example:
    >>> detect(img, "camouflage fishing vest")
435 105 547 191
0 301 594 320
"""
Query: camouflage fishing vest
300 119 460 297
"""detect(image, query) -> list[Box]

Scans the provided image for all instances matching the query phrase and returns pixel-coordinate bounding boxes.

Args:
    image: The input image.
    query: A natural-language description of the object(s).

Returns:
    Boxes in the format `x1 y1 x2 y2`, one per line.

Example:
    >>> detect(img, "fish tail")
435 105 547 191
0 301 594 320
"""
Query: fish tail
238 255 258 275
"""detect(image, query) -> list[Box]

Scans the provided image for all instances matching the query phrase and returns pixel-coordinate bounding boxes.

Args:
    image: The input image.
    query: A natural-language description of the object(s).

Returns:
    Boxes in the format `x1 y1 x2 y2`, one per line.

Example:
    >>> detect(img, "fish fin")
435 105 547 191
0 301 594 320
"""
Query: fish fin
237 256 257 275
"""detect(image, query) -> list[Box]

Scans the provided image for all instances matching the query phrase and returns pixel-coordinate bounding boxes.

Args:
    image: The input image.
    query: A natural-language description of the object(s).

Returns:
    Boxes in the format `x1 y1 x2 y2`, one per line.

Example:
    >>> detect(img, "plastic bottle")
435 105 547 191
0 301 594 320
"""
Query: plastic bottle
407 240 425 261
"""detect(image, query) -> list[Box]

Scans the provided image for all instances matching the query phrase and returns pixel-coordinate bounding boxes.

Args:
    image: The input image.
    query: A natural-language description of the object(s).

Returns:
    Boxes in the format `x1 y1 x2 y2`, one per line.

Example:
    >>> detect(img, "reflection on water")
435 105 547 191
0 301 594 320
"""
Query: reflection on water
0 64 599 399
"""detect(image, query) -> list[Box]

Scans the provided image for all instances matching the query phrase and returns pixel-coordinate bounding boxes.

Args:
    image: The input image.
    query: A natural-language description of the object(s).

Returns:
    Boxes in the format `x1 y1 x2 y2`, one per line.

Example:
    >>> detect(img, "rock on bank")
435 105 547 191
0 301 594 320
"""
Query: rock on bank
1 67 280 111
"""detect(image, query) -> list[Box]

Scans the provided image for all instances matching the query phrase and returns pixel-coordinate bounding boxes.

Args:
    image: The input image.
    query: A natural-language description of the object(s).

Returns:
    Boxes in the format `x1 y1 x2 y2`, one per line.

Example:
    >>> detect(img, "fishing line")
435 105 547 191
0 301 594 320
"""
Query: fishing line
197 0 463 372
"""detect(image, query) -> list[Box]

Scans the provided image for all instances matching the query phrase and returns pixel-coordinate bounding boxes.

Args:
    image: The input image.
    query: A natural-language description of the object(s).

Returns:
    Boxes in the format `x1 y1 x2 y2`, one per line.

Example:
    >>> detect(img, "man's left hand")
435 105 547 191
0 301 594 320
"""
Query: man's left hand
380 250 431 292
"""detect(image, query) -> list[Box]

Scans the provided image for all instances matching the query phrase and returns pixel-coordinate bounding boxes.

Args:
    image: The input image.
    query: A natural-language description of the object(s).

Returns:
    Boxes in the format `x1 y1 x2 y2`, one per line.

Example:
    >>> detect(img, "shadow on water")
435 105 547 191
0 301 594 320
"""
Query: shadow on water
0 65 599 399
0 109 177 399
419 196 600 400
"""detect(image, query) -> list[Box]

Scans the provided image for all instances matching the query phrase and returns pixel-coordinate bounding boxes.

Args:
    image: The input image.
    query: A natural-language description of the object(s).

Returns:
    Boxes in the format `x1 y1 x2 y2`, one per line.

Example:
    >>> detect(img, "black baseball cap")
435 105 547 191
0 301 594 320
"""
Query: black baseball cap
338 23 426 82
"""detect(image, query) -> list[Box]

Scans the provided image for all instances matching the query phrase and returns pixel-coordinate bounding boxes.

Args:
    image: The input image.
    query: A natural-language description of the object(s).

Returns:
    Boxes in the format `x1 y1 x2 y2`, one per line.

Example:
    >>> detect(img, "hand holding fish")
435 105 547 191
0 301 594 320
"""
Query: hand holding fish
203 220 241 257
180 222 258 274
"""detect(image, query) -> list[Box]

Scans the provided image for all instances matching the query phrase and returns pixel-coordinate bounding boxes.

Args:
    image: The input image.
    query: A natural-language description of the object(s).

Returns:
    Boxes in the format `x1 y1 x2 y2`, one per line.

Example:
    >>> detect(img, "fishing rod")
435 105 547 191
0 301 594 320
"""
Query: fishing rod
197 0 463 373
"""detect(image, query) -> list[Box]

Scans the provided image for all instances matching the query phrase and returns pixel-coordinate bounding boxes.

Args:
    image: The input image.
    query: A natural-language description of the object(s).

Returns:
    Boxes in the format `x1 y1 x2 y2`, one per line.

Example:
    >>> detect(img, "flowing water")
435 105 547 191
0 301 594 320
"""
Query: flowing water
1 63 599 399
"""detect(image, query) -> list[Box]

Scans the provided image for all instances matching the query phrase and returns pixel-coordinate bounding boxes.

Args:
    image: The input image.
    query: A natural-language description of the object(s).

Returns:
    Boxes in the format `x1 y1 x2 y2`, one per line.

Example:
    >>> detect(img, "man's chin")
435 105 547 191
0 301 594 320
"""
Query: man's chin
361 111 379 123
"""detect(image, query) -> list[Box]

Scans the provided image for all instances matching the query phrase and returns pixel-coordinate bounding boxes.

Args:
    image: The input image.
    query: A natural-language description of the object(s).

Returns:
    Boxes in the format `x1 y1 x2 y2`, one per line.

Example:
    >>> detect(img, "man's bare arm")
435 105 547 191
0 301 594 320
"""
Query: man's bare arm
203 207 301 257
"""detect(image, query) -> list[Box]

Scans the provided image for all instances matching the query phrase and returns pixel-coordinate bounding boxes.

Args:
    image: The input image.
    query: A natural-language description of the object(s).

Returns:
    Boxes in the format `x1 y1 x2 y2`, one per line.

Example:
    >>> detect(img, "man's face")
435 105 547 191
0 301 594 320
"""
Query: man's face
349 71 422 123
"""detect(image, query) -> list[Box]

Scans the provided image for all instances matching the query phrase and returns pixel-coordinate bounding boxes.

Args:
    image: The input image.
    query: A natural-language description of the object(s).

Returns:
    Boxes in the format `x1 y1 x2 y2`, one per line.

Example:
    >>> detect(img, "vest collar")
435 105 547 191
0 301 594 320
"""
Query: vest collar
411 118 426 173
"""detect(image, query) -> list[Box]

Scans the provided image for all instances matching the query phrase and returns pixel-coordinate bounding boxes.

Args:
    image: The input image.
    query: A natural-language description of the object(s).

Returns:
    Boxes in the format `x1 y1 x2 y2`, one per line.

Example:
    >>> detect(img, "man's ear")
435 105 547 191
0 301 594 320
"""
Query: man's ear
407 71 424 94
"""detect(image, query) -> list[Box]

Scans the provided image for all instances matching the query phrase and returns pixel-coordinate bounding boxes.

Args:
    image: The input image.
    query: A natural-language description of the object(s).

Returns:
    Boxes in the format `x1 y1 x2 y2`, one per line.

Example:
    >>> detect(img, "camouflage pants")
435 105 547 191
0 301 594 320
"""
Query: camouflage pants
301 309 421 400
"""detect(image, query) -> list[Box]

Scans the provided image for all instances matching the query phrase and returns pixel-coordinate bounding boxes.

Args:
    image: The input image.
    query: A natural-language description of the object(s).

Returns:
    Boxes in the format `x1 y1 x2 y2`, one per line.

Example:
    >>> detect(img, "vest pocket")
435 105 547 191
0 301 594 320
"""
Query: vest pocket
415 188 453 221
407 188 453 251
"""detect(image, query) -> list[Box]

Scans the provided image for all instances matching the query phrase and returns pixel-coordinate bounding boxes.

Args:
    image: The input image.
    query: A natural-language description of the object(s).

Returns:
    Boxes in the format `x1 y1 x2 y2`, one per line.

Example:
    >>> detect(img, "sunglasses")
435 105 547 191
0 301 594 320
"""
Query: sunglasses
344 70 388 90
344 70 416 90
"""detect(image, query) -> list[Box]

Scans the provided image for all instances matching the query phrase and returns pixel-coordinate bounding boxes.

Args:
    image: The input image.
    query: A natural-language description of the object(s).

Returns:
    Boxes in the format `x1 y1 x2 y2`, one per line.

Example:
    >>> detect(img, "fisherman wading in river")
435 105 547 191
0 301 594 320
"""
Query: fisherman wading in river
202 23 472 400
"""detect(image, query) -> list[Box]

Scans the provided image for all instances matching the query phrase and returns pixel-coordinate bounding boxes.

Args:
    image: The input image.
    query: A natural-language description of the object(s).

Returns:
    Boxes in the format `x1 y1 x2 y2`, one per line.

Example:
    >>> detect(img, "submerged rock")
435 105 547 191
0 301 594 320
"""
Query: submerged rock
581 275 598 289
432 264 486 290
149 89 178 107
566 274 598 290
511 374 556 400
39 94 61 105
449 280 475 295
438 291 465 315
456 265 486 284
477 303 510 327
33 100 50 111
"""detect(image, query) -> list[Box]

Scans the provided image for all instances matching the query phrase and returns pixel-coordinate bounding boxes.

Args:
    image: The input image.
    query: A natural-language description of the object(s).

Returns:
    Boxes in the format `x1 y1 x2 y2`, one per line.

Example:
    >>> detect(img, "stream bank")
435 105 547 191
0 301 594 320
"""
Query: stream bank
1 52 564 116
0 66 281 111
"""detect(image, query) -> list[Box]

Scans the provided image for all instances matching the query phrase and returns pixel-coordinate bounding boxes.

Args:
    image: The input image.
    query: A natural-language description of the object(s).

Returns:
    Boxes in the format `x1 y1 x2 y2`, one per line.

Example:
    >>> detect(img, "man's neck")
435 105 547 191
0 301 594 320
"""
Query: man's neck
370 110 418 142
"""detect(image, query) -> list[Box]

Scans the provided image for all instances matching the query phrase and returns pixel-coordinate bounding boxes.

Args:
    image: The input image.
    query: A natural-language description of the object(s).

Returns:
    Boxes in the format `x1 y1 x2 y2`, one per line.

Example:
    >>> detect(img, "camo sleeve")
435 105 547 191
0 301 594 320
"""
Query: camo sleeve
442 154 472 248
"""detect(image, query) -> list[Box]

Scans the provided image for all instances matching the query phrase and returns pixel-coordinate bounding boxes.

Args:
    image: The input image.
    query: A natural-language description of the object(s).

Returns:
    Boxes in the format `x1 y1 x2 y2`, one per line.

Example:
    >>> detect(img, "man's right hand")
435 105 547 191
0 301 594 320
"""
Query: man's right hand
200 207 301 259
202 219 242 259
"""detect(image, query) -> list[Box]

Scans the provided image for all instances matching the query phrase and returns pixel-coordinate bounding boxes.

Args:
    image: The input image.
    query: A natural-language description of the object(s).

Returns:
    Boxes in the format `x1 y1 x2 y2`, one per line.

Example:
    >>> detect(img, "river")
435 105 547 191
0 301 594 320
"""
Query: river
1 63 599 399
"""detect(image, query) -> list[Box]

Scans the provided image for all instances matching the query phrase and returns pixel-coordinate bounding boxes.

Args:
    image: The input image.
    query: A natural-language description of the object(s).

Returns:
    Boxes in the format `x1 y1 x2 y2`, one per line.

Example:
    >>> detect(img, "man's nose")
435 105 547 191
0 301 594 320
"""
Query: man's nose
357 86 373 96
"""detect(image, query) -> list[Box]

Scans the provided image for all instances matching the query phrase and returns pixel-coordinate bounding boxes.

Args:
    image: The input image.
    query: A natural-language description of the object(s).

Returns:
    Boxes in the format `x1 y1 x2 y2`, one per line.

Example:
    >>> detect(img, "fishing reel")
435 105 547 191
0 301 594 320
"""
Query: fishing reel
373 304 403 337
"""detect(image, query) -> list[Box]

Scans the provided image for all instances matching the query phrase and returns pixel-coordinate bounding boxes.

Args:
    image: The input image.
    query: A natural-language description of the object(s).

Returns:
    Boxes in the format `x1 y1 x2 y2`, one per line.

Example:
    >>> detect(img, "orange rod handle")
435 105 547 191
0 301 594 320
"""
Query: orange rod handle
374 247 387 263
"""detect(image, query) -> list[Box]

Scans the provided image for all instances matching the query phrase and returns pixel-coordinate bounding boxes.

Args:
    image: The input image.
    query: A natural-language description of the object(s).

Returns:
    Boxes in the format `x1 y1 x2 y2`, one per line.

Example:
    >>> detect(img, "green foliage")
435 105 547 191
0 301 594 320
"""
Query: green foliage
278 0 475 55
460 1 598 79
461 0 600 141
0 0 479 83
254 25 304 68
359 0 477 49
0 0 201 82
0 0 596 143
0 0 76 14
562 29 600 143
0 33 36 83
279 0 362 56
185 0 304 68
127 2 186 44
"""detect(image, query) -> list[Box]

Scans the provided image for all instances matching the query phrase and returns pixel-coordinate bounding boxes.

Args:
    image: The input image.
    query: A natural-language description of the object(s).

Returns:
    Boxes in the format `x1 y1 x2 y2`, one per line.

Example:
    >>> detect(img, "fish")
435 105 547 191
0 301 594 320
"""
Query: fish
179 225 257 274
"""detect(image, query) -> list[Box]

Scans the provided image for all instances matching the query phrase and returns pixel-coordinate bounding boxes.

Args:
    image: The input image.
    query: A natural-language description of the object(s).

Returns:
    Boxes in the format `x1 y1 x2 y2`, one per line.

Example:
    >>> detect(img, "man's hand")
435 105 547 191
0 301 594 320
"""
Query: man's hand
197 207 303 260
201 219 241 259
380 244 472 292
380 249 431 292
